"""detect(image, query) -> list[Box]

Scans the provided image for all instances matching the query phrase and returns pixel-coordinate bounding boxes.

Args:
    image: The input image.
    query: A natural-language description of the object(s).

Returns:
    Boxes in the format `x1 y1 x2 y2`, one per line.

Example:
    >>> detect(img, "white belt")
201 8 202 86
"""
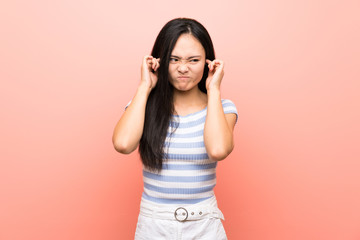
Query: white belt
139 199 224 222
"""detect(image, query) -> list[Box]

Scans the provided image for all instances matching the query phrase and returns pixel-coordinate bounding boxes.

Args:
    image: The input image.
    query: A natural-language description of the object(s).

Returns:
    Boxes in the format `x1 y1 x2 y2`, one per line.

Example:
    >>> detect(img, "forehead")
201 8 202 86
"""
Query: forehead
171 34 205 57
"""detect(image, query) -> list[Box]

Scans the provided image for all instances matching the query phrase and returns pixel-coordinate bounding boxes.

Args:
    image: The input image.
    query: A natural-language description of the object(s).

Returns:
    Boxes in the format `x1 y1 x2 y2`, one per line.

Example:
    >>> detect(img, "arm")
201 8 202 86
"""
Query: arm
203 59 237 161
112 56 160 154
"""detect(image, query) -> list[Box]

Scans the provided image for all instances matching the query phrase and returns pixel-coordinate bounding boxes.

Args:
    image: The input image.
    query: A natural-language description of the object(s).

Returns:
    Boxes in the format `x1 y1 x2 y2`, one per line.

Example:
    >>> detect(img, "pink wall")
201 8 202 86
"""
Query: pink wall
1 0 359 239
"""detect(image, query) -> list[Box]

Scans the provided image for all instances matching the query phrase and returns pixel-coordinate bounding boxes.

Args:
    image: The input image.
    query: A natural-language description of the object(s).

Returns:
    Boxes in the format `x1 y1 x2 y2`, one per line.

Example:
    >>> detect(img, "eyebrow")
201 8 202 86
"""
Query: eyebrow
170 55 202 59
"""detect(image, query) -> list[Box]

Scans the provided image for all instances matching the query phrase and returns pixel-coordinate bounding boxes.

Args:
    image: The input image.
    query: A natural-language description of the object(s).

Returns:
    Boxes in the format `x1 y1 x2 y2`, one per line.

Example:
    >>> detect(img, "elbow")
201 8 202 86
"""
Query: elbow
112 138 136 154
207 144 234 161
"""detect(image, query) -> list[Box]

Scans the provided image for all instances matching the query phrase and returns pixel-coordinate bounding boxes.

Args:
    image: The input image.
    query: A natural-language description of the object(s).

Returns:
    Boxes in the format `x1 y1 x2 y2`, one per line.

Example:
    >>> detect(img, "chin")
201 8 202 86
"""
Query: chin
174 83 195 91
174 87 190 92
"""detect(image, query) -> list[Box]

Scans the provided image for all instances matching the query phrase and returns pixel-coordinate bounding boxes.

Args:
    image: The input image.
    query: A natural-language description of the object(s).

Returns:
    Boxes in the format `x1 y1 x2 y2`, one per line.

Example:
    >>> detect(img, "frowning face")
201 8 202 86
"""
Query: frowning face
168 34 206 92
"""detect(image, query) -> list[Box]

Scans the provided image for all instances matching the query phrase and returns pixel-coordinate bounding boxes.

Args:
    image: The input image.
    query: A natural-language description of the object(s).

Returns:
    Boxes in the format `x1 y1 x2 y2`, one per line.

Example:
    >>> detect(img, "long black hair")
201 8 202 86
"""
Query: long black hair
139 17 216 171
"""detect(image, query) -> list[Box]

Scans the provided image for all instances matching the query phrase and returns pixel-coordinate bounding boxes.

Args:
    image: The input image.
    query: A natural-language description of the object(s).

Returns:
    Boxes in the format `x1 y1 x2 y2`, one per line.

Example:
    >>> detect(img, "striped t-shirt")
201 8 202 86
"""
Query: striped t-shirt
140 99 238 205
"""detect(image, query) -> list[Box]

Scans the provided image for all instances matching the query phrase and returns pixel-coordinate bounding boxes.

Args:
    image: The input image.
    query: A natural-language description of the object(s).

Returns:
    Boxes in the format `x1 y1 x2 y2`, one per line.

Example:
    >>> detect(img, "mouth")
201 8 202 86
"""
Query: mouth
177 76 190 80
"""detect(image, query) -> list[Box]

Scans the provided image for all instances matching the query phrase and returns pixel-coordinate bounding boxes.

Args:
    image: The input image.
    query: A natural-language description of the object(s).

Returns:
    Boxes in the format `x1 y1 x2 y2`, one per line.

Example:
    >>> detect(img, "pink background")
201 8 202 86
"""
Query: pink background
1 0 360 239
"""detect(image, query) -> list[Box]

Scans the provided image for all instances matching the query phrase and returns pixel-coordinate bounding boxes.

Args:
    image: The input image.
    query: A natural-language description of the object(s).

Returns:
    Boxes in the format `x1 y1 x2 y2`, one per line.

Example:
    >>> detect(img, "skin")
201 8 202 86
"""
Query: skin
112 33 237 161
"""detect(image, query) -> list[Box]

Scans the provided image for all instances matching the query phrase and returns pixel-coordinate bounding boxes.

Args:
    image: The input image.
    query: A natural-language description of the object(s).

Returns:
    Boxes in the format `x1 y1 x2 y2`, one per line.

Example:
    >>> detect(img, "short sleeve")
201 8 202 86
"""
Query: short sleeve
124 100 132 111
221 99 238 124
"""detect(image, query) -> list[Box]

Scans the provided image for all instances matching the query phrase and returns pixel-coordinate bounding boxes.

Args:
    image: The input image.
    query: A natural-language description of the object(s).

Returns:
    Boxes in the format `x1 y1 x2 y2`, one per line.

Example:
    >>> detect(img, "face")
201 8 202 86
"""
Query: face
168 34 206 92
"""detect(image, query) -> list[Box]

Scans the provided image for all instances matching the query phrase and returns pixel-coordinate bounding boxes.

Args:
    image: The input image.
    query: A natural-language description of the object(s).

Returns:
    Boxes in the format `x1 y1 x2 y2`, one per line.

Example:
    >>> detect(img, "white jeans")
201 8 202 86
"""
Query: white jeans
134 196 227 240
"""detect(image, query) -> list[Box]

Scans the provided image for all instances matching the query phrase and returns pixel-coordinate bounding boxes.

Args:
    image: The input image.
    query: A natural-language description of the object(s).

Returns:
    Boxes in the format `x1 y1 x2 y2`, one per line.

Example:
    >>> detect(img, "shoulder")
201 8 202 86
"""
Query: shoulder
221 99 237 112
221 99 236 107
221 99 238 123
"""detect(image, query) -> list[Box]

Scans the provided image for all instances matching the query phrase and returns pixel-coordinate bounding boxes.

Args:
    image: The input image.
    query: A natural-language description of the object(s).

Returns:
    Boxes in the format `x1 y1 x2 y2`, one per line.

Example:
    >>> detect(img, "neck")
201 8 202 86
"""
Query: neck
173 87 207 115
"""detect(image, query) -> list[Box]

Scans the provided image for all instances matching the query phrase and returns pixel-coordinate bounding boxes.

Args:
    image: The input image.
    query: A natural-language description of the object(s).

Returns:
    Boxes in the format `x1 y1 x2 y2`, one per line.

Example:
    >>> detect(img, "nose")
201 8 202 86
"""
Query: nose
177 62 189 73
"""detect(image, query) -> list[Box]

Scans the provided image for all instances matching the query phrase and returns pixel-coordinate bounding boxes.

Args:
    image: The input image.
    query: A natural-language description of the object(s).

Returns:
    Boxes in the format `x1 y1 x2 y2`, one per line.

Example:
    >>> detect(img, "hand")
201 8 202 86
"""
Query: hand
205 59 224 91
141 55 160 90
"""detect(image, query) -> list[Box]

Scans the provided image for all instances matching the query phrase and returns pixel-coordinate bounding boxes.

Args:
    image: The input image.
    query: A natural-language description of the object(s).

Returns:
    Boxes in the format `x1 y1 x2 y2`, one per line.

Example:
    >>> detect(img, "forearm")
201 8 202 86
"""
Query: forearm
203 89 234 161
112 83 151 154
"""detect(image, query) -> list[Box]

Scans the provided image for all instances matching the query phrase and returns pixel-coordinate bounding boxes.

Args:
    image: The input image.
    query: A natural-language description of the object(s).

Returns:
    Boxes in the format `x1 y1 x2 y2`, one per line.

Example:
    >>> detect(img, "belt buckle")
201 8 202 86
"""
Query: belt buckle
174 207 188 222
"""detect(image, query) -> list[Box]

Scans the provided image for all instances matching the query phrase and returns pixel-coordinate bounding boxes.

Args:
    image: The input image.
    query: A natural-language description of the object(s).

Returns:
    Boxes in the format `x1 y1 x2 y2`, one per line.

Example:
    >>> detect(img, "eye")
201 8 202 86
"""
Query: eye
190 59 200 63
170 57 178 62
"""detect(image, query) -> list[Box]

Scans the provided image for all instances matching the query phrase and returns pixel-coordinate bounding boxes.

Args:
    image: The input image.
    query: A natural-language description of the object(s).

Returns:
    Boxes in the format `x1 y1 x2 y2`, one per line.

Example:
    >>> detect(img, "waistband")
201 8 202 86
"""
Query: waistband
139 195 225 222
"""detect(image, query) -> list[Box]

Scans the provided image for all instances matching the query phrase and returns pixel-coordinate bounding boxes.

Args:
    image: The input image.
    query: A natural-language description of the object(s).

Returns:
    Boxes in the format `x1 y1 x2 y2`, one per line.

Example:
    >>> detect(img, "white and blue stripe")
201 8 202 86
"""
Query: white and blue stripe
142 99 238 205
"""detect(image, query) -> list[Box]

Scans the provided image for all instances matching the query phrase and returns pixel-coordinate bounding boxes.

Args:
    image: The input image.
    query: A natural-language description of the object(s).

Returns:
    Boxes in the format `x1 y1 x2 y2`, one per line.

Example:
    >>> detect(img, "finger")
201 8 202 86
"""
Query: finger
212 62 220 70
213 59 223 67
206 59 213 71
152 58 158 70
155 60 160 71
153 60 158 71
144 55 153 62
206 61 212 71
145 55 153 63
210 61 215 71
212 60 224 71
145 56 153 67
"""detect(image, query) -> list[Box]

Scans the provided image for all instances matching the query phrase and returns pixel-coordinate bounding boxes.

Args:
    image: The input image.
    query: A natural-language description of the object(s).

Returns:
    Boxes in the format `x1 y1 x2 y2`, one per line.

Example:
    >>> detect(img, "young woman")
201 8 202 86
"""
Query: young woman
112 17 238 240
